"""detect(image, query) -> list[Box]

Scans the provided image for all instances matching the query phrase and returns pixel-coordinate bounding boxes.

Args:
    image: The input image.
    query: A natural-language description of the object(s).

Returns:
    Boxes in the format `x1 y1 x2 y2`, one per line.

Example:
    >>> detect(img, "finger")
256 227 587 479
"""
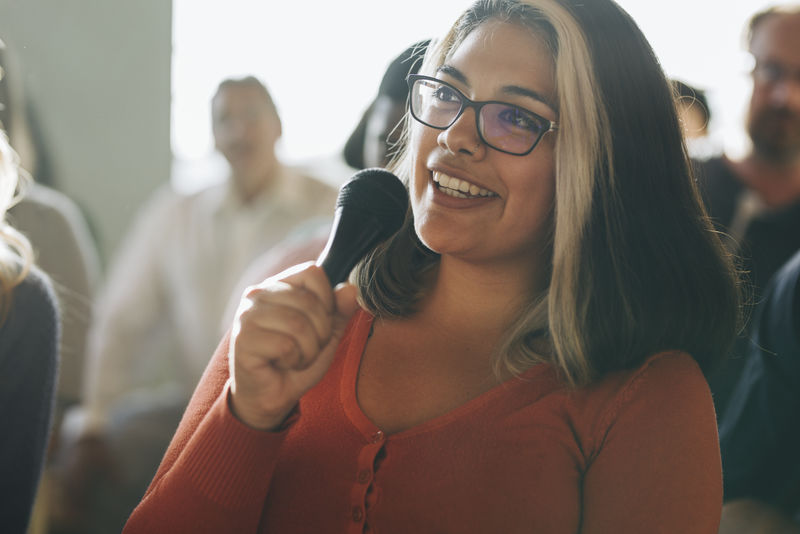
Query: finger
234 325 311 372
236 301 322 370
278 264 335 314
255 260 315 287
244 284 331 349
247 265 335 341
333 283 360 319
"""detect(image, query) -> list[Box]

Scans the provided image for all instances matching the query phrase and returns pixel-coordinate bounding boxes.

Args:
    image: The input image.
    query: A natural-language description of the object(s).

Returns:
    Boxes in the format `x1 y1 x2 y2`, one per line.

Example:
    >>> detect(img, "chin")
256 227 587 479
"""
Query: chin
413 224 438 255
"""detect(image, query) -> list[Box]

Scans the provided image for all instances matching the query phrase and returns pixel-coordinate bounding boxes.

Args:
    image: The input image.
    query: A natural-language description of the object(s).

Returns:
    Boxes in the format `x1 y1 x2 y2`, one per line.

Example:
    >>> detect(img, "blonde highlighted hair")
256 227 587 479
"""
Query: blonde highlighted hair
0 128 33 321
354 0 740 387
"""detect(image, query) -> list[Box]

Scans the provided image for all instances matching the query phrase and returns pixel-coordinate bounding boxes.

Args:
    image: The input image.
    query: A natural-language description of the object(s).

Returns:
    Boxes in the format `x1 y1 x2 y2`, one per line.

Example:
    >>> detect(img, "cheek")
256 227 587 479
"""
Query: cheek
407 121 426 156
750 86 771 109
408 126 432 199
507 161 556 243
537 168 557 223
213 127 228 146
257 124 274 141
409 120 439 154
518 182 554 229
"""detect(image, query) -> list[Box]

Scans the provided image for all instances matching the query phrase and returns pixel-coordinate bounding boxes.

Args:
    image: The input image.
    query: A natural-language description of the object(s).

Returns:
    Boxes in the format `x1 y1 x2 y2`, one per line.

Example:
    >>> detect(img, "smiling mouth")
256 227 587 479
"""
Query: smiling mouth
432 171 498 199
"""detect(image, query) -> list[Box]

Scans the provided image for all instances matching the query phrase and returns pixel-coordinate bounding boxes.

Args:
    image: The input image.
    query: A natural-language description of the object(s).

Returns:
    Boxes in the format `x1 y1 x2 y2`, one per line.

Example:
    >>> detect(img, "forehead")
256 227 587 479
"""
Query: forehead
751 13 800 65
446 20 556 102
212 84 270 114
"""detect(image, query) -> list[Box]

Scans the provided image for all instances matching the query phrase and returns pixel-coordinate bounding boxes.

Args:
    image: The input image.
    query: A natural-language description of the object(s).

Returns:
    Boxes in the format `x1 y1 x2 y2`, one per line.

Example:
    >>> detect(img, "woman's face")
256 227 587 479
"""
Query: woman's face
409 20 557 275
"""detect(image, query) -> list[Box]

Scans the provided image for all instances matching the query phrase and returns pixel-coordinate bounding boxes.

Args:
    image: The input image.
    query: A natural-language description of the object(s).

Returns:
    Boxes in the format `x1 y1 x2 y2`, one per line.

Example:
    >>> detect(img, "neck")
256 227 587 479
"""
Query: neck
415 256 544 343
232 162 279 204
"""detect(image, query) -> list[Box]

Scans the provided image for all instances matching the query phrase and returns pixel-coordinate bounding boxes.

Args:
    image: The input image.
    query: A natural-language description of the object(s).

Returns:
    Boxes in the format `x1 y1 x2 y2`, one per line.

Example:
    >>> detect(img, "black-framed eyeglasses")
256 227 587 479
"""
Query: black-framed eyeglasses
407 74 558 156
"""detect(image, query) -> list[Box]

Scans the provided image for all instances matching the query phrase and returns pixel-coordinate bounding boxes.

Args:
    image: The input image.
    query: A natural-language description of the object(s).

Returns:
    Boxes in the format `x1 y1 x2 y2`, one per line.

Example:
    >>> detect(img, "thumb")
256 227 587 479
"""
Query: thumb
324 283 360 354
333 283 360 322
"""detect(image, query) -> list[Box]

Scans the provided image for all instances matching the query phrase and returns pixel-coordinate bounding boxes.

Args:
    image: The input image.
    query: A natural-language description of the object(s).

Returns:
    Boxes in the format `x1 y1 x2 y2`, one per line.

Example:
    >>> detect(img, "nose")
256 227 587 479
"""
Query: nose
437 106 486 158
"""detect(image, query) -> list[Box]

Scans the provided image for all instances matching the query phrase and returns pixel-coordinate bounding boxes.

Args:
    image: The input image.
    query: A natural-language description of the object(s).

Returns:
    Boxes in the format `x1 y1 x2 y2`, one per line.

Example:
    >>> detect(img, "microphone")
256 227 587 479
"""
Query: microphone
316 168 408 286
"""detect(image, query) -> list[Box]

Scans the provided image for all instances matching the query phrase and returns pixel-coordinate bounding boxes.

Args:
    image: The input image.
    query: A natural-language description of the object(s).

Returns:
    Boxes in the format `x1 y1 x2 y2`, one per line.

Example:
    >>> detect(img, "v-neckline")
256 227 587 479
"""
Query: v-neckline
339 310 549 442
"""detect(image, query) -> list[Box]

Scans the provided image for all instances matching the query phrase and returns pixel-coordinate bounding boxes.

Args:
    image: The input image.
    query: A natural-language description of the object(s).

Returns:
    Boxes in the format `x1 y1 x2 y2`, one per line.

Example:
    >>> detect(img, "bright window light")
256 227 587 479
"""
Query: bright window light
172 0 774 190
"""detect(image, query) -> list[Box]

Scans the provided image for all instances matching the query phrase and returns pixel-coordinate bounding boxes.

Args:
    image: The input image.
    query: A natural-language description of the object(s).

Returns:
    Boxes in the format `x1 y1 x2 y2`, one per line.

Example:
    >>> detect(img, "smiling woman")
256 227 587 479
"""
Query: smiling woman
126 0 741 532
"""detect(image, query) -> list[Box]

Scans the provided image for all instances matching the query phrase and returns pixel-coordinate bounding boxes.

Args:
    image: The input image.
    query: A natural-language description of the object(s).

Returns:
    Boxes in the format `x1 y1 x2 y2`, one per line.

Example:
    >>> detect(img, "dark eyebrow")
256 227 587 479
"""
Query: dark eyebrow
437 63 557 113
437 64 469 85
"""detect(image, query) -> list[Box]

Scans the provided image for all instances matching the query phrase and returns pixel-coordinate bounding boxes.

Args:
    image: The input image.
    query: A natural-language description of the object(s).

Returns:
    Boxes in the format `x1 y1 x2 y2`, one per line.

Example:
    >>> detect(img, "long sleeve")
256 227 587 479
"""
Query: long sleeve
719 251 800 509
0 270 60 533
123 332 290 534
81 187 174 430
580 352 723 533
126 318 723 533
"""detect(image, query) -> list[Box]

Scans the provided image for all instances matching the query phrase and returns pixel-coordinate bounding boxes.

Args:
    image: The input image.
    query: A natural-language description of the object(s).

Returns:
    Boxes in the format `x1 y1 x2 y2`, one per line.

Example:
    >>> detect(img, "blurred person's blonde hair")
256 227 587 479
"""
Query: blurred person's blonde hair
0 127 33 320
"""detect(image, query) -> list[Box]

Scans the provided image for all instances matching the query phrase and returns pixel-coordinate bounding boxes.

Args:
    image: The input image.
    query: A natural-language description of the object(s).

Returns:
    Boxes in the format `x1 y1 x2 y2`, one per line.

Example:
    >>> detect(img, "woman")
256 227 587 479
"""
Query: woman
125 0 740 532
0 127 59 532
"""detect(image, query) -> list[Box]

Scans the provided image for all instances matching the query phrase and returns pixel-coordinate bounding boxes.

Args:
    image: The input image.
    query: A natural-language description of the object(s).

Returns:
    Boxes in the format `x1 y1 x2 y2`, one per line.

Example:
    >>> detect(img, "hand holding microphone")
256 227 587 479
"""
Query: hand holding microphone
228 169 408 430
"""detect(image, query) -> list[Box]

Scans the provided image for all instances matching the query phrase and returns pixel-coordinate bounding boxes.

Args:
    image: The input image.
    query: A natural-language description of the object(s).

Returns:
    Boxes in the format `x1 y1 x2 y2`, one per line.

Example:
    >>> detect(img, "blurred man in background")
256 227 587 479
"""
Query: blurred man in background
697 5 800 420
54 76 336 534
698 6 800 533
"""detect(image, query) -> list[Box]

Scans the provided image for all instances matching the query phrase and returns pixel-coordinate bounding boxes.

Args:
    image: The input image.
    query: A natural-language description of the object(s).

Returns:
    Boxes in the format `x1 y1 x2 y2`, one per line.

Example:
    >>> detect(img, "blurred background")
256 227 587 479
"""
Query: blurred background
0 0 777 265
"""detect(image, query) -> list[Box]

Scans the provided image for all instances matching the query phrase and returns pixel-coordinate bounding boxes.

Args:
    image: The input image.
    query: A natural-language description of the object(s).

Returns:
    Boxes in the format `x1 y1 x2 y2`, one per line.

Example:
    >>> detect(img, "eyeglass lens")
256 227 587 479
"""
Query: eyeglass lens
410 77 548 155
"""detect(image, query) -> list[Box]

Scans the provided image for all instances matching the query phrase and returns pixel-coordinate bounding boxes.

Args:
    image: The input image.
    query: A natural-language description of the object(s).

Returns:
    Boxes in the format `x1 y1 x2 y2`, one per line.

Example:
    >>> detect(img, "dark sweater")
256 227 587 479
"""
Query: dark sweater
720 250 800 515
0 267 60 533
695 156 800 417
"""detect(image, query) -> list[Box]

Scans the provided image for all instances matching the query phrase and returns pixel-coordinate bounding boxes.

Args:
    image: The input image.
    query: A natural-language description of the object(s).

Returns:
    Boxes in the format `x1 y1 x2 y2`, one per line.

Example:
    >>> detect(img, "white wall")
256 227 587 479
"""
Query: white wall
0 0 172 265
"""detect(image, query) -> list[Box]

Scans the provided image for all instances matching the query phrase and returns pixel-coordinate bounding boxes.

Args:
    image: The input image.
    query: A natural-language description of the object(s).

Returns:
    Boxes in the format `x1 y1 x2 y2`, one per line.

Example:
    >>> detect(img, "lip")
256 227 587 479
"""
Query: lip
422 168 498 209
432 186 493 209
429 164 494 192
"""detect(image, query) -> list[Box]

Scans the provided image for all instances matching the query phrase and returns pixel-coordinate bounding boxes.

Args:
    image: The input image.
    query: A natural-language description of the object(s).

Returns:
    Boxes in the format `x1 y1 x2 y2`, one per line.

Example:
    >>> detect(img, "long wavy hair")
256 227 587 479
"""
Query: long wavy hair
0 128 33 322
353 0 741 387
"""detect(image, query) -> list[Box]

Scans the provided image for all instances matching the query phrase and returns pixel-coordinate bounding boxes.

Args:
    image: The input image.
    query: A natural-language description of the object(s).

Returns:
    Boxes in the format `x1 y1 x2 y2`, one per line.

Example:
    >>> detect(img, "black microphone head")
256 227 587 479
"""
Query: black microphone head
336 168 408 239
317 168 408 286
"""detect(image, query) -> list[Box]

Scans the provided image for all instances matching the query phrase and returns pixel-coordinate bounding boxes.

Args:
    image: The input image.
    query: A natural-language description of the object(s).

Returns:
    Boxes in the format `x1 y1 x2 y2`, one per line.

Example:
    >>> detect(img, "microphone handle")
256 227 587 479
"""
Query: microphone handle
316 208 387 286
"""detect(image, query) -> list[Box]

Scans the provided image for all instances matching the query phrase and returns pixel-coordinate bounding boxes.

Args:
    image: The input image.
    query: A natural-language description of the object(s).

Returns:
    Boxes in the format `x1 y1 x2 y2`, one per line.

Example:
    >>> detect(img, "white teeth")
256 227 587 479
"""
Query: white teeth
432 172 497 198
